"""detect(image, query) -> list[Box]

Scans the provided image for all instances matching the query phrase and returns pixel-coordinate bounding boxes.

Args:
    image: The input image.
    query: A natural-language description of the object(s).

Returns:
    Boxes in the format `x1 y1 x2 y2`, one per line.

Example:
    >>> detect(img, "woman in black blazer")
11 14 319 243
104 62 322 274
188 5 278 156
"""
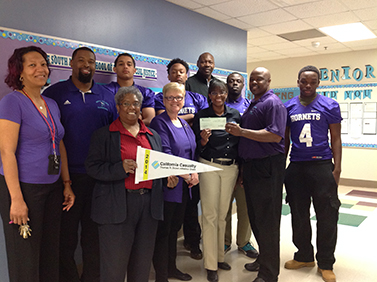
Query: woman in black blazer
85 86 177 282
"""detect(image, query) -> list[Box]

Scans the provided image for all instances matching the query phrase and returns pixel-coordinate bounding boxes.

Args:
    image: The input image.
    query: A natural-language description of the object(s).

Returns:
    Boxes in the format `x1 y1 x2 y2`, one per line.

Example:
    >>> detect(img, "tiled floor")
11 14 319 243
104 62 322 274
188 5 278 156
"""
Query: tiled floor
148 185 377 282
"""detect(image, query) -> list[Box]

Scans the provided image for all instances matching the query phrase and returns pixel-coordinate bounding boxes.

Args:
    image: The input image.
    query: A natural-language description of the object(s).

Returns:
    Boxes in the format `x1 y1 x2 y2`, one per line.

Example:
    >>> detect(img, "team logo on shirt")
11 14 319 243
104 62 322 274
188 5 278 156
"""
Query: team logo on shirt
290 113 321 122
96 100 110 111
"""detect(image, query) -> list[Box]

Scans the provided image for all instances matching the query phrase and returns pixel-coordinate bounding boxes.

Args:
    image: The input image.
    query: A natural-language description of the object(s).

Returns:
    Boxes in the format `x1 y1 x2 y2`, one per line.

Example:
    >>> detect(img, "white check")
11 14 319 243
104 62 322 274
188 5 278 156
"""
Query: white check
135 146 222 184
200 117 226 130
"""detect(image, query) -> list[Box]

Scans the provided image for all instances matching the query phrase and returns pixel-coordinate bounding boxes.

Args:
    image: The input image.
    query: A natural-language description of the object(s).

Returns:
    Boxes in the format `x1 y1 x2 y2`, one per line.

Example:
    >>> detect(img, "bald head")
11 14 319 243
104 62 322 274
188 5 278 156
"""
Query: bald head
197 52 215 79
252 67 271 80
249 67 271 98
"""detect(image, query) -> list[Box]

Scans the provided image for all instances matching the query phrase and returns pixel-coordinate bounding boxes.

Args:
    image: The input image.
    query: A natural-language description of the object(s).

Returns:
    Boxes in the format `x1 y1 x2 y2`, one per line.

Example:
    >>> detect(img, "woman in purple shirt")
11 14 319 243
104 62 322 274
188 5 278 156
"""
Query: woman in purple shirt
0 46 75 282
150 82 199 282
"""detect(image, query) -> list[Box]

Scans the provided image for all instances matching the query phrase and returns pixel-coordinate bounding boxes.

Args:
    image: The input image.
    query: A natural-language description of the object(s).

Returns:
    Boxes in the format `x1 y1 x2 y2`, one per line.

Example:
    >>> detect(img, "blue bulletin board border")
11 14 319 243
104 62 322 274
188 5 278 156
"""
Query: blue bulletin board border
343 143 377 148
1 28 240 78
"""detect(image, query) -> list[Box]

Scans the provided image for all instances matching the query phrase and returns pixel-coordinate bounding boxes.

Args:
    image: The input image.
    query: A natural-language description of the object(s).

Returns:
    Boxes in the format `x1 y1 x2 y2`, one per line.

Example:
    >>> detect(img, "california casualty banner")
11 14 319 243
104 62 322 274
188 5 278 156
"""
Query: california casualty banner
135 146 222 184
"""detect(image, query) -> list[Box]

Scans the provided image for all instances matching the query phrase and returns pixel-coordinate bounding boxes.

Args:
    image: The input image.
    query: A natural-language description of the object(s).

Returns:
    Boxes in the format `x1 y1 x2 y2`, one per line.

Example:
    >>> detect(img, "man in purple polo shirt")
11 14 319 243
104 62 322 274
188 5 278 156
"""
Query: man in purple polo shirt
105 53 155 126
224 72 258 259
225 67 287 282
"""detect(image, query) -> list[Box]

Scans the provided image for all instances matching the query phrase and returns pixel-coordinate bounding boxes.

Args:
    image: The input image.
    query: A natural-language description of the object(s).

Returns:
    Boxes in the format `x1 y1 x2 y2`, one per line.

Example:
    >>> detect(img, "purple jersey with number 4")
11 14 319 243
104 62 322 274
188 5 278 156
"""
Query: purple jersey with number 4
285 94 342 162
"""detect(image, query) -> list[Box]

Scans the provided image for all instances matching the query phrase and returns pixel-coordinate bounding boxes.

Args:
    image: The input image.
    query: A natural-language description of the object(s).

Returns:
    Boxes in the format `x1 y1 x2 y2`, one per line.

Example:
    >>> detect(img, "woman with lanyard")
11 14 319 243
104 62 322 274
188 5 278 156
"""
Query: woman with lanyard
0 46 75 282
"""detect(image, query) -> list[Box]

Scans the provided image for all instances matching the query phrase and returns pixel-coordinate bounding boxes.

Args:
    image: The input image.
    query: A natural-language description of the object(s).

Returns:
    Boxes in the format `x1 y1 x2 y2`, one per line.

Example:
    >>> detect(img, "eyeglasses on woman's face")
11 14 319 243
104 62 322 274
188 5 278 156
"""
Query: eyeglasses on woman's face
119 102 141 108
164 96 184 101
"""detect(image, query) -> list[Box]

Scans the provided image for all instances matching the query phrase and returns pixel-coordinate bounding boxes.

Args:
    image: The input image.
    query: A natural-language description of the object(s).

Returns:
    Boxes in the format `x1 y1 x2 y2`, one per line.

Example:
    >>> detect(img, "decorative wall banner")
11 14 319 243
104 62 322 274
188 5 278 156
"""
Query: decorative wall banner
135 146 221 184
0 27 247 99
274 83 377 148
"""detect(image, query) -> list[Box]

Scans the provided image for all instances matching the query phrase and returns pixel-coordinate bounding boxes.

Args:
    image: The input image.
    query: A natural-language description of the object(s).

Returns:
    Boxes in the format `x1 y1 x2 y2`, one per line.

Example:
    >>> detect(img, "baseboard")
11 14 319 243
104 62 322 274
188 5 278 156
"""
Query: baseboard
339 178 377 188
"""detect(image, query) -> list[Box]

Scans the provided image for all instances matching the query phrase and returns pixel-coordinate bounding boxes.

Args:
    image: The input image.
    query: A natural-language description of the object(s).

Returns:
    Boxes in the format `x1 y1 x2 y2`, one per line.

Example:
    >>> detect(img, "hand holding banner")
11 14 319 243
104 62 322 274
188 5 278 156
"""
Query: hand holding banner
135 146 222 184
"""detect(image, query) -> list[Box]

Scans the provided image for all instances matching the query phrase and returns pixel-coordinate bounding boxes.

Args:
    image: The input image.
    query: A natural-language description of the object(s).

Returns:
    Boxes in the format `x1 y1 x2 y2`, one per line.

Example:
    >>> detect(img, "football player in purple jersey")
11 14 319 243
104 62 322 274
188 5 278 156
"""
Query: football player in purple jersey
284 65 342 282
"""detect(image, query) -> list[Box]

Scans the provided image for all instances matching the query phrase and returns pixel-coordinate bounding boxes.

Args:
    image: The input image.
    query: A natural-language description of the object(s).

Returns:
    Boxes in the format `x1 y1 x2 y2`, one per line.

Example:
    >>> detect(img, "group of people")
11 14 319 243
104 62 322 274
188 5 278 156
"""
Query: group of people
0 46 342 282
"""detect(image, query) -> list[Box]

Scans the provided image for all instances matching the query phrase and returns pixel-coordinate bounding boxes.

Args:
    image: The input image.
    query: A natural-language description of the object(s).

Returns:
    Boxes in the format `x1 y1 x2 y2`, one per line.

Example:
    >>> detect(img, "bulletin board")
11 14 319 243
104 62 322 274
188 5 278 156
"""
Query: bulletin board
0 27 247 100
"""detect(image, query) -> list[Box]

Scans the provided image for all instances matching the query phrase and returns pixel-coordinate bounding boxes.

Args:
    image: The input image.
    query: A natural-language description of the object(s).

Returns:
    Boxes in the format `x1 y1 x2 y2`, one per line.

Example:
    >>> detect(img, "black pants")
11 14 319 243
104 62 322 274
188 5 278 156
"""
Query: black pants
0 175 62 282
59 173 100 282
183 184 201 249
285 160 340 270
98 191 158 282
243 154 285 282
153 183 189 282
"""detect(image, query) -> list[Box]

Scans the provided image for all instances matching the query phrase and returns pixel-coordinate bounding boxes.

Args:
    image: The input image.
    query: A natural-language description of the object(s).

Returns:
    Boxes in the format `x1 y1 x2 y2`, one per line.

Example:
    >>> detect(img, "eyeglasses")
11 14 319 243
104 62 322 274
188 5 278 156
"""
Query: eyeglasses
119 102 141 107
164 96 184 101
209 91 227 96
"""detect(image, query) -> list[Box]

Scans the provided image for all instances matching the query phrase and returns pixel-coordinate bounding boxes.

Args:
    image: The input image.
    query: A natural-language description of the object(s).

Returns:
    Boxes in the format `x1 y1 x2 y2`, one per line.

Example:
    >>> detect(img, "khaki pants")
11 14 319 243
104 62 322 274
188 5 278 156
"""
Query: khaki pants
199 157 238 270
224 184 252 248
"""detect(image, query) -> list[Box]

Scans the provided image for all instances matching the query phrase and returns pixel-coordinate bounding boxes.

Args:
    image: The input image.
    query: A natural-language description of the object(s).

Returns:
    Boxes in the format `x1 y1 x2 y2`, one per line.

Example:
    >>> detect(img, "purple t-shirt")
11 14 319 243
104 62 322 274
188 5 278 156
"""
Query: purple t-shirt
225 96 250 115
105 81 155 109
150 111 196 203
0 91 64 183
238 90 287 160
285 94 342 162
155 90 208 115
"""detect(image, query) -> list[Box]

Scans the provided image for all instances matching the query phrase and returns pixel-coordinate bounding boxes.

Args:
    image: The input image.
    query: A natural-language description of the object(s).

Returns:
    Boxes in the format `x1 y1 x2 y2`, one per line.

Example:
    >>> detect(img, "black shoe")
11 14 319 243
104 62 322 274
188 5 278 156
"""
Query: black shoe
190 246 203 260
244 261 260 272
218 262 231 270
206 269 218 282
168 269 192 281
252 277 266 282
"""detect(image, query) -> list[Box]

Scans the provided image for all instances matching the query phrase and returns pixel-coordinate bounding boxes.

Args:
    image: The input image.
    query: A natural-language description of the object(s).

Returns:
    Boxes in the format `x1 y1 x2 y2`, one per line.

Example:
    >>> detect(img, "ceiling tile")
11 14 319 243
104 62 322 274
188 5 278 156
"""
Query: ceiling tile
338 0 377 10
354 7 377 21
250 35 289 45
364 20 377 31
210 0 278 18
223 18 255 30
247 28 272 39
343 38 377 48
303 11 360 28
167 0 203 9
193 7 230 21
260 19 313 34
263 41 300 51
293 36 338 48
276 47 314 56
284 0 348 18
192 0 230 6
248 46 269 54
239 8 297 26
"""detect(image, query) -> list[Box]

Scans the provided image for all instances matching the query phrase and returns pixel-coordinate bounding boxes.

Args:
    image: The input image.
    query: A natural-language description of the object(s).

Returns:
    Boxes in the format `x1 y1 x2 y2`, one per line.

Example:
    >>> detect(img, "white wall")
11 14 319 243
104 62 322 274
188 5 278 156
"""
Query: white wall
247 49 377 183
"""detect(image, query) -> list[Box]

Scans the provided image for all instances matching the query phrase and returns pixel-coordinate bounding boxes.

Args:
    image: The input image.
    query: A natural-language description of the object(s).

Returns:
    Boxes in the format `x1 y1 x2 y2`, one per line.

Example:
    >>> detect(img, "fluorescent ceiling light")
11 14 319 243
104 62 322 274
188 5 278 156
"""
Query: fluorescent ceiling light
319 22 376 42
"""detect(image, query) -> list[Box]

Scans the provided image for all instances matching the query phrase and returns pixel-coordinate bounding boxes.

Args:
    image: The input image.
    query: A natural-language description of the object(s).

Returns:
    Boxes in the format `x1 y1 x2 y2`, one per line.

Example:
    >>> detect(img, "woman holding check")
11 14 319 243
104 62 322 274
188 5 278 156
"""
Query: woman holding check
192 79 241 282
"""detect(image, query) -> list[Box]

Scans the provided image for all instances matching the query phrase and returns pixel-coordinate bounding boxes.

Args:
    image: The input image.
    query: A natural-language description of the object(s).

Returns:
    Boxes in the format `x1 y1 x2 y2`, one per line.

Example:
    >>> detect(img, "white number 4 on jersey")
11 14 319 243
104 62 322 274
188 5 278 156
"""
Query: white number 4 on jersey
299 123 313 147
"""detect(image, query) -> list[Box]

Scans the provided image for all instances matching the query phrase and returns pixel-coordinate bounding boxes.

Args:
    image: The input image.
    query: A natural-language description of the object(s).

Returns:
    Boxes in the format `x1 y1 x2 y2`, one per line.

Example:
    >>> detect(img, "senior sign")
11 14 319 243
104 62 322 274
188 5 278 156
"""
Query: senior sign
135 146 221 184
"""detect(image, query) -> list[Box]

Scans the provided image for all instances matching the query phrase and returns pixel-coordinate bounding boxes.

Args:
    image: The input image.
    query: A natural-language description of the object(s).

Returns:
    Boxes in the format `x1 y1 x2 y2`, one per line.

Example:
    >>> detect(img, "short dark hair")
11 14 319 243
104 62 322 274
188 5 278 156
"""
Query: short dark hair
114 53 136 67
72 47 95 60
208 79 227 95
226 72 244 83
167 58 189 74
298 65 320 79
5 46 50 90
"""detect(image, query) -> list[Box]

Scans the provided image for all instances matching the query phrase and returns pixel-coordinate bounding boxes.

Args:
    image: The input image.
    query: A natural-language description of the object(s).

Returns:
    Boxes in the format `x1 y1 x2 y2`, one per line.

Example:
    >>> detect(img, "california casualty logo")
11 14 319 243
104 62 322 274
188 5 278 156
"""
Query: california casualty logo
152 161 197 171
